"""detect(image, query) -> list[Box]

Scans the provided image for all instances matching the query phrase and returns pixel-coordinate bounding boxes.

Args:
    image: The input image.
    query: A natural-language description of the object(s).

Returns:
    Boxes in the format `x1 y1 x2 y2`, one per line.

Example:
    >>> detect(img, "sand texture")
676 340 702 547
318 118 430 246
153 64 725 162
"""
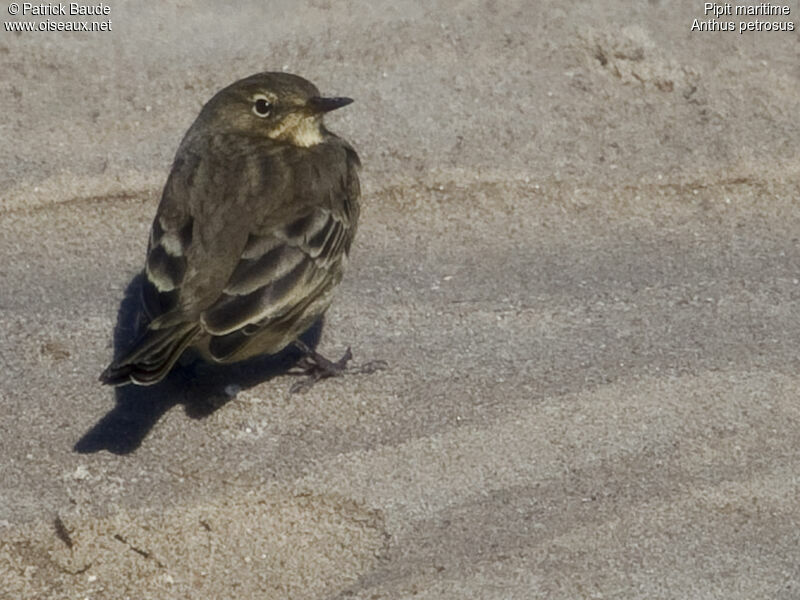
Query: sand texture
2 1 800 598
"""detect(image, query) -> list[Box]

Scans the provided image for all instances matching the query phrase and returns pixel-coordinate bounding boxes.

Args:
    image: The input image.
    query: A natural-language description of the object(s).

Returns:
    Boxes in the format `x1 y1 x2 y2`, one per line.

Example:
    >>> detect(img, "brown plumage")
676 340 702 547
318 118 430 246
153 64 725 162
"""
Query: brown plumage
101 72 360 386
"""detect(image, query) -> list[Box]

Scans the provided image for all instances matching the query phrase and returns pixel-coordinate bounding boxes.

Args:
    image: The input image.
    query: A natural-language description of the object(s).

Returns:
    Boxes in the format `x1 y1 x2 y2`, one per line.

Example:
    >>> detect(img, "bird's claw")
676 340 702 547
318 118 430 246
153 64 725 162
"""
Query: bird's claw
288 346 386 394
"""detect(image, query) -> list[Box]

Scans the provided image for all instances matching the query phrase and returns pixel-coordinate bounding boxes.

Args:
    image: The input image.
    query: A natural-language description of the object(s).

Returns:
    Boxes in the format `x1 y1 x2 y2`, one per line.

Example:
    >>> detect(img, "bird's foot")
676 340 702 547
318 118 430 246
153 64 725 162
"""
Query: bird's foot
289 341 387 394
289 345 352 394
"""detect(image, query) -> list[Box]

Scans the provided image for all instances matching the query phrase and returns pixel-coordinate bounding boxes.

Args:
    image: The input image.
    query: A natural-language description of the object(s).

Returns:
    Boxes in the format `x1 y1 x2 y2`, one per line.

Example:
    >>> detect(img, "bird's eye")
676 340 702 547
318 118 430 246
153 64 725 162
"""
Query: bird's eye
253 97 272 117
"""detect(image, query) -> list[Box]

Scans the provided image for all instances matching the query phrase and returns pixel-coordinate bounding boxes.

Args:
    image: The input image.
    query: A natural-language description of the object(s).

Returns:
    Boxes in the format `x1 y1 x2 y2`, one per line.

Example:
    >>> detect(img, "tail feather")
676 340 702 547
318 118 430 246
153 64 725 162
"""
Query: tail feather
99 323 200 386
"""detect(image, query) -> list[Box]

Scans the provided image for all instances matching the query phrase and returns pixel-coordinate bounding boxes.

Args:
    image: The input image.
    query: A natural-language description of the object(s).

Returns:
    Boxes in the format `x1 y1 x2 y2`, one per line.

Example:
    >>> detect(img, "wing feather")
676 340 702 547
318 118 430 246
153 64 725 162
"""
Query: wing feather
202 253 320 335
106 135 360 382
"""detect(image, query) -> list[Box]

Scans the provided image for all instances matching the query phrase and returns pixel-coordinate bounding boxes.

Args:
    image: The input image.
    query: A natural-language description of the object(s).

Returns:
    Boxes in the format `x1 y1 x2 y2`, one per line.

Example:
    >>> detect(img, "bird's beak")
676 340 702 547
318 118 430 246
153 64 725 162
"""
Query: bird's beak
306 96 354 114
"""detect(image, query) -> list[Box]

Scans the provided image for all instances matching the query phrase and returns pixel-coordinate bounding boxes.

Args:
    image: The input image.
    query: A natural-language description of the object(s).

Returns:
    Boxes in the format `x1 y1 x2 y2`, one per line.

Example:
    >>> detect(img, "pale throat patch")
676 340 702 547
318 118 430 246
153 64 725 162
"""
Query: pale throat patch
272 114 324 147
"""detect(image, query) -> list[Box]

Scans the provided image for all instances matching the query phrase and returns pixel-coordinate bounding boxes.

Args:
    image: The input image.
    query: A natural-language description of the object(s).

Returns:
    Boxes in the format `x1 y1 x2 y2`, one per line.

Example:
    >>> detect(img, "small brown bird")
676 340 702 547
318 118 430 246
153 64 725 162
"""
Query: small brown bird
101 72 363 387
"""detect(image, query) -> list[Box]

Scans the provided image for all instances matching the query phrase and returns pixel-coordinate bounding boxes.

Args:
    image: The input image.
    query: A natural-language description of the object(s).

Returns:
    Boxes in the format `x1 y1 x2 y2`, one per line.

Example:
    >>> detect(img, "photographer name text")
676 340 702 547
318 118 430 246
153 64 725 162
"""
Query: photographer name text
11 3 110 16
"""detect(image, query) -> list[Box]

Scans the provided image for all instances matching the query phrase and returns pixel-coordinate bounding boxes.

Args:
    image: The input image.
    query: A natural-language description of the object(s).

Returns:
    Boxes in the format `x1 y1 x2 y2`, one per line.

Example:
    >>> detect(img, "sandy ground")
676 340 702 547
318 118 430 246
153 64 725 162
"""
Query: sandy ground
2 1 800 598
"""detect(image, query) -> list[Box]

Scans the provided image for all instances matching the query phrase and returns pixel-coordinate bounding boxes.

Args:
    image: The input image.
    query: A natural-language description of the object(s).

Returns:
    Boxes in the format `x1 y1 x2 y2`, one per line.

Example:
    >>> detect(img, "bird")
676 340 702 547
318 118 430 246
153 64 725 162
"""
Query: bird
100 71 367 388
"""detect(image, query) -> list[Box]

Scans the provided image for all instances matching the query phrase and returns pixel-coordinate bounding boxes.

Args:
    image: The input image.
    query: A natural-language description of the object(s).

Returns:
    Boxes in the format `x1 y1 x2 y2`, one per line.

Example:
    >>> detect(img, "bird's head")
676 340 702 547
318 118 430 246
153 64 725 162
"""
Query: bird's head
196 72 353 147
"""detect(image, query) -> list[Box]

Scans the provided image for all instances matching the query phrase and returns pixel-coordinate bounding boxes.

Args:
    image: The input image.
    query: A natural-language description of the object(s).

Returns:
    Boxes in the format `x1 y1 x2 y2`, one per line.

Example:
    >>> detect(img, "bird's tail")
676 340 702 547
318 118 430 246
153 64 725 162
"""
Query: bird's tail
99 322 200 386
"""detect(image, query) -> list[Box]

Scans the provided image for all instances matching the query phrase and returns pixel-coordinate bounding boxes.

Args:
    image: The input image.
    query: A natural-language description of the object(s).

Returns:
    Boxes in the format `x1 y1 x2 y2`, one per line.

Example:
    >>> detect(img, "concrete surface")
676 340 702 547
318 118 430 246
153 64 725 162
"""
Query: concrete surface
1 1 800 598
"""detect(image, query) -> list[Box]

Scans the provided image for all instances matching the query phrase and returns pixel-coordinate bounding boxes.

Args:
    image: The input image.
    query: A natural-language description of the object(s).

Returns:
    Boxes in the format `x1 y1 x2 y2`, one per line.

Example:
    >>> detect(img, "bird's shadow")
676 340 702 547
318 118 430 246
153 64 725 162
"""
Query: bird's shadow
75 272 321 455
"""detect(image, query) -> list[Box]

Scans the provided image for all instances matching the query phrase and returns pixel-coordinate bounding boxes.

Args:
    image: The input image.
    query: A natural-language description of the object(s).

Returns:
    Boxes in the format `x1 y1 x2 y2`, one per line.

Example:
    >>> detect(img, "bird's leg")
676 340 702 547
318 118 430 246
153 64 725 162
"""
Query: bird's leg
289 340 386 393
290 340 352 390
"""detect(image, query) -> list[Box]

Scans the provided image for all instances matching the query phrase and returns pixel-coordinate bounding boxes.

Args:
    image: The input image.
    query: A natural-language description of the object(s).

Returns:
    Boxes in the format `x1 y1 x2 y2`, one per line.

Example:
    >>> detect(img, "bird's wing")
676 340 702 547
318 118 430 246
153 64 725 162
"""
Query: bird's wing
103 137 297 385
103 132 360 385
198 141 360 361
141 138 277 326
